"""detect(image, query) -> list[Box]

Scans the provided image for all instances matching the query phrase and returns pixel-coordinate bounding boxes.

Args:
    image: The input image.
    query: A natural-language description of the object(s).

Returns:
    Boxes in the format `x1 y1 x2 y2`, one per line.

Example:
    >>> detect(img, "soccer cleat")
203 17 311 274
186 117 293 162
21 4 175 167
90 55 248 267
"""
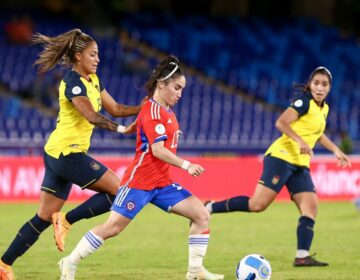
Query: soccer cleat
186 266 224 280
293 254 329 267
52 212 71 252
0 260 15 280
204 200 214 214
59 256 77 280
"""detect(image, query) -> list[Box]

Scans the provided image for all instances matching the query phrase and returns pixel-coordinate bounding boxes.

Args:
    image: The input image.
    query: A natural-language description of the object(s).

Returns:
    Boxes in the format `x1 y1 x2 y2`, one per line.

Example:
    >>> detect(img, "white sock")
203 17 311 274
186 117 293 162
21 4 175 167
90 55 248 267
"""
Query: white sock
69 230 104 265
188 233 210 273
296 249 309 258
205 202 213 214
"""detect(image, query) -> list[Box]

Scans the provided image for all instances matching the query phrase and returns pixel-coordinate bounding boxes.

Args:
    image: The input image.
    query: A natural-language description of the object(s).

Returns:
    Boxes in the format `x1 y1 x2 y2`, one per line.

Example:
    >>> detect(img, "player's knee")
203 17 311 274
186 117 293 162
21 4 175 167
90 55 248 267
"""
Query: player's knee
249 202 267 212
192 209 210 228
302 204 318 219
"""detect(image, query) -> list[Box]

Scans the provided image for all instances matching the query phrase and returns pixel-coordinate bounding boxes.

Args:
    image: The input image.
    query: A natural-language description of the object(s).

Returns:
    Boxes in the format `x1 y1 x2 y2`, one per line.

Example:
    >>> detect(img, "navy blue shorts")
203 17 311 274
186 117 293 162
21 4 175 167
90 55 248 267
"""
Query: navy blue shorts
41 152 108 200
259 155 315 196
111 183 192 220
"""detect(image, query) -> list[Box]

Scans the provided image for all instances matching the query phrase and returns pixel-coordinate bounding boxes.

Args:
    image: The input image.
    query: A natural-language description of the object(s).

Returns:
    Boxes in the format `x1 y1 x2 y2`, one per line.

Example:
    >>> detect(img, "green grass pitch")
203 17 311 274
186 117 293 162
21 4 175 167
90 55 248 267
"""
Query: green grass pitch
0 201 359 279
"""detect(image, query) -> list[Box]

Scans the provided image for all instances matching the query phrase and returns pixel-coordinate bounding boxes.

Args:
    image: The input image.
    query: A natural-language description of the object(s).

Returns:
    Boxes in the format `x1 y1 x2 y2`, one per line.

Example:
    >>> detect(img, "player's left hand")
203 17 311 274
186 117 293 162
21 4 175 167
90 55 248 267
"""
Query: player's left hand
334 150 351 168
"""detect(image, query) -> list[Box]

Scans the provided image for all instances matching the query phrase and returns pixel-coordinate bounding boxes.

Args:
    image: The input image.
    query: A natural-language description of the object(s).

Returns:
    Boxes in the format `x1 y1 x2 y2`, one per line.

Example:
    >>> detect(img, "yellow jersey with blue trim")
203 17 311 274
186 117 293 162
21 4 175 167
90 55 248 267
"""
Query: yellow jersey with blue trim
44 70 104 158
265 92 329 167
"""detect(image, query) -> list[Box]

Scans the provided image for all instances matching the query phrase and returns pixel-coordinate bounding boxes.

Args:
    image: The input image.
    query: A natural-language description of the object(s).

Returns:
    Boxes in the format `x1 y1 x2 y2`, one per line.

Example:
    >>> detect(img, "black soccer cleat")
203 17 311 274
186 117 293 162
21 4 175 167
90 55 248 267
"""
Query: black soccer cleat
293 253 329 267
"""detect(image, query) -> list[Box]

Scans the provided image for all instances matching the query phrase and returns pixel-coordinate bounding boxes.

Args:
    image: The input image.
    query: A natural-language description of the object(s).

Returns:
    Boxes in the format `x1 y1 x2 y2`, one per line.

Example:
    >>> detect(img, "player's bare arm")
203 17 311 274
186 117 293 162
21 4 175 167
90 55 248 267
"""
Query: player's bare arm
151 141 205 177
101 90 148 117
276 107 313 155
72 96 124 132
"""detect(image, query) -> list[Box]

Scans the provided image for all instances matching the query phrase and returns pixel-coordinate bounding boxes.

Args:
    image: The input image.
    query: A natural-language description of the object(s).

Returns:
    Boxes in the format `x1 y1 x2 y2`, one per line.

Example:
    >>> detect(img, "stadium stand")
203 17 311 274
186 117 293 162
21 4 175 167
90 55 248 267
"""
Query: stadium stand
0 14 359 154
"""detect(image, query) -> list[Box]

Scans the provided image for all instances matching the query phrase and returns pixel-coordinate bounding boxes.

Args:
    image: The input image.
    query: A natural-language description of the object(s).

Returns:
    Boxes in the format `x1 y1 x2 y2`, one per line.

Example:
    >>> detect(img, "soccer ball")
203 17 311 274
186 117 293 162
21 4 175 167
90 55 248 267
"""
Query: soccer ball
236 254 271 280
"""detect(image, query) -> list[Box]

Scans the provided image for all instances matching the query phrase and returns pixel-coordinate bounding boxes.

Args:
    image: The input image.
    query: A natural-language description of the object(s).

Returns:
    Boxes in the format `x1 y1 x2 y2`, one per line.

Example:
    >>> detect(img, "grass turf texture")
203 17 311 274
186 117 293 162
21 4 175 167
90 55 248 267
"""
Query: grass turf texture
0 201 359 279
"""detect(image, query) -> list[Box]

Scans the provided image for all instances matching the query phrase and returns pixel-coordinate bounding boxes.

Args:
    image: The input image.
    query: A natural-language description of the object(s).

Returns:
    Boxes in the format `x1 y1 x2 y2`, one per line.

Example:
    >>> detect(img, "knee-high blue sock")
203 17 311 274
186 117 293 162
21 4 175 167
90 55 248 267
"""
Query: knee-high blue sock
211 196 249 213
65 193 115 224
297 216 315 251
1 214 50 265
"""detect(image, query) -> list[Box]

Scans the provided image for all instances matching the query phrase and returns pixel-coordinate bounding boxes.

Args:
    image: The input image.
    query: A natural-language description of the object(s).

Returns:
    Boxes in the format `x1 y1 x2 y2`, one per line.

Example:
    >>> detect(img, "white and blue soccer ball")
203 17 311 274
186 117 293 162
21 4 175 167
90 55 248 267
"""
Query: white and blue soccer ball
236 254 272 280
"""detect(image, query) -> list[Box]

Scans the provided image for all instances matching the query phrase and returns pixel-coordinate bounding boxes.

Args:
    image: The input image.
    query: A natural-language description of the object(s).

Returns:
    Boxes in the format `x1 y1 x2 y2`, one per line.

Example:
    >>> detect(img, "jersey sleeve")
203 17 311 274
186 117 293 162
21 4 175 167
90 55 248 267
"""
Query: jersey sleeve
64 78 87 100
99 78 105 92
140 104 168 145
289 94 311 116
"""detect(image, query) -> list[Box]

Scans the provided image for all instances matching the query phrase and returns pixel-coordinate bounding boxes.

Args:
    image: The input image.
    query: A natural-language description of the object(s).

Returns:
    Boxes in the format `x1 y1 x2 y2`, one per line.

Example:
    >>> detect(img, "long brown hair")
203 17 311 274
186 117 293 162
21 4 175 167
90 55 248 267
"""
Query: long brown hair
32 29 94 73
144 55 184 98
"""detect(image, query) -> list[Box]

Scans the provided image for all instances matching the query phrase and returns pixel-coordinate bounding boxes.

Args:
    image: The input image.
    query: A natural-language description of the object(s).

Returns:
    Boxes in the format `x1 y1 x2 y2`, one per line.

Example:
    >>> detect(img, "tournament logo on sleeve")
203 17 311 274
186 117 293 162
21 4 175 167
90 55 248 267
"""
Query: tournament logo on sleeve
155 124 166 135
72 86 82 95
294 99 303 107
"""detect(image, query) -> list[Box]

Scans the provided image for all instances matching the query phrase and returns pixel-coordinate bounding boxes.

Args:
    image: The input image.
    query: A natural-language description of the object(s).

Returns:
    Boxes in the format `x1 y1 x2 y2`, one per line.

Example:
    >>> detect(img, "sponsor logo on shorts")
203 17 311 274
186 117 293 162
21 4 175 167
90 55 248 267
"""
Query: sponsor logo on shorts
126 202 135 210
272 175 280 185
90 161 100 170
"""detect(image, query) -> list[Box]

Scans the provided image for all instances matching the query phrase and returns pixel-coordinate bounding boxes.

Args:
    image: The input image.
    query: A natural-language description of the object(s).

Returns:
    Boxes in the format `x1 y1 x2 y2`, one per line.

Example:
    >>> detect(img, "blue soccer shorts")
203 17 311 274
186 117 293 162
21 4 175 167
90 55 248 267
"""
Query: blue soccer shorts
259 155 316 196
111 183 192 220
41 152 107 200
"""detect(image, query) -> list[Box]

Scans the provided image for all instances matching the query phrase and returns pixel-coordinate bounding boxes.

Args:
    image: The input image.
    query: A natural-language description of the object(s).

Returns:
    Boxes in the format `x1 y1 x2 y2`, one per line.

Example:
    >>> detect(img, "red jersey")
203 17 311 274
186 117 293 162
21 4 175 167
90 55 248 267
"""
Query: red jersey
120 99 182 190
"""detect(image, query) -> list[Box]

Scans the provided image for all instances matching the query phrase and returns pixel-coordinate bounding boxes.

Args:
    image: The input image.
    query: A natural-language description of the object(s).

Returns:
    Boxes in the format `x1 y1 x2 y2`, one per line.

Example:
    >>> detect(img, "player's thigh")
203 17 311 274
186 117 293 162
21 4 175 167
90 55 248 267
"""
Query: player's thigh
250 183 278 211
171 196 209 222
88 168 120 195
93 210 132 239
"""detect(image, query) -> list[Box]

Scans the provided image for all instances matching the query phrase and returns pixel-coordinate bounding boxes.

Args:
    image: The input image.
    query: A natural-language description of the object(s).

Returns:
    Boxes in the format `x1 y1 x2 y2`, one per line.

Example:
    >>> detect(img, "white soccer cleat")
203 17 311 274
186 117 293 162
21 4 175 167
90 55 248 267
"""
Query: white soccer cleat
186 266 224 280
58 256 77 280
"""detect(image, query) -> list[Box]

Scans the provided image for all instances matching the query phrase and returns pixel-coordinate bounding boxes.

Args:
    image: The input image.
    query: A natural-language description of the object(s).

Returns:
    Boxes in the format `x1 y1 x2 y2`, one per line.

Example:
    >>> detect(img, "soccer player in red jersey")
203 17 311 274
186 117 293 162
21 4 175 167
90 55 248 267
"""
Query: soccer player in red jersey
58 55 224 280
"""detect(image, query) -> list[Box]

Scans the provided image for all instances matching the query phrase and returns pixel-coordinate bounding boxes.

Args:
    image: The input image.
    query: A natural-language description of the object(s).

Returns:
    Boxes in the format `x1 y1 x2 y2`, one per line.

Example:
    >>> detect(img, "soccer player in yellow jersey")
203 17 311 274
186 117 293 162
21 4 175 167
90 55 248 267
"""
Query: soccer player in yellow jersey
207 67 351 267
0 29 145 280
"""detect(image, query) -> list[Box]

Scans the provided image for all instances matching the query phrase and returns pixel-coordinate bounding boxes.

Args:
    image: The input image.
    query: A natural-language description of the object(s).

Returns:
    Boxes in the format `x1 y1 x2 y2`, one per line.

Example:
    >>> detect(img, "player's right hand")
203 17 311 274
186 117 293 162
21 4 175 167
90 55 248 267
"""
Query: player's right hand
297 139 313 156
187 163 205 177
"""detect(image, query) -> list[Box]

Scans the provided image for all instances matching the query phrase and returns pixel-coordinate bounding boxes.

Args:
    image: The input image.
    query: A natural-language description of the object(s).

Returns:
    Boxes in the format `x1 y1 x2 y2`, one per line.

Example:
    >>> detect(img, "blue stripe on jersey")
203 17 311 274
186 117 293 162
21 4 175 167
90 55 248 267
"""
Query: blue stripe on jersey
139 128 149 151
154 135 167 143
85 231 102 248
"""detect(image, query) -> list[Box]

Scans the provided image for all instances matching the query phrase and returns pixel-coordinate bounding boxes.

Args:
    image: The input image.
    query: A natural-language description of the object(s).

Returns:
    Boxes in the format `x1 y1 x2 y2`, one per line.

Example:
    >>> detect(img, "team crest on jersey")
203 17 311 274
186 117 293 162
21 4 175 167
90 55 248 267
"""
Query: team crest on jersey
155 124 166 135
126 201 135 210
72 86 82 95
272 175 280 185
94 84 100 92
90 161 100 170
